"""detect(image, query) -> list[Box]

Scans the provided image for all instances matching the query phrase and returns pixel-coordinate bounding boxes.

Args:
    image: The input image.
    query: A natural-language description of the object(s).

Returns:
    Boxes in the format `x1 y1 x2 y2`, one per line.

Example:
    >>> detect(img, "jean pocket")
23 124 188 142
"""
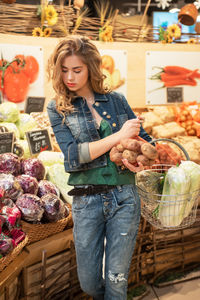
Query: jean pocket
72 195 90 211
115 185 136 207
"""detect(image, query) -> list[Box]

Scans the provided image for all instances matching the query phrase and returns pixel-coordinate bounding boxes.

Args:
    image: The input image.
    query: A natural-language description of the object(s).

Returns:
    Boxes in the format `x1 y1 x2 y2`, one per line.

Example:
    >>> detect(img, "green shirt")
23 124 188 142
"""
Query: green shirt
68 119 135 186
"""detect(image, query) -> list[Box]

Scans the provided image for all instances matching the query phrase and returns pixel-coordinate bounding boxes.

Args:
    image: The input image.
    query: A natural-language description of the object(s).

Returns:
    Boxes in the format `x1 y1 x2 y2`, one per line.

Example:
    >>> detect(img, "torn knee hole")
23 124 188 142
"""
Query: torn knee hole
108 270 127 283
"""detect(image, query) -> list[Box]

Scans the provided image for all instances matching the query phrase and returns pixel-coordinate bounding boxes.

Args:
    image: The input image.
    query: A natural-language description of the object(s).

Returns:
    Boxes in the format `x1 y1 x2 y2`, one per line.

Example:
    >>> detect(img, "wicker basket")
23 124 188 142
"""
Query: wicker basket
0 235 28 272
21 207 73 244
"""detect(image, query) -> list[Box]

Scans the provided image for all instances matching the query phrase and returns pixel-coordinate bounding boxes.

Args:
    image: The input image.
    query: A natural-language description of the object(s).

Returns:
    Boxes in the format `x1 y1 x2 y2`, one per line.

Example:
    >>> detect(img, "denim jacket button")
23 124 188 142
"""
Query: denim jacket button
103 111 107 115
106 115 111 119
112 123 117 127
95 102 100 106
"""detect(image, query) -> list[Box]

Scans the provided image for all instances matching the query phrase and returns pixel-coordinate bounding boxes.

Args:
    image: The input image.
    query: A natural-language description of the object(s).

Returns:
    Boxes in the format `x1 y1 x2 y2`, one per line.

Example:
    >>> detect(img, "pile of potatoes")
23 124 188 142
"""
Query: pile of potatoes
109 138 158 168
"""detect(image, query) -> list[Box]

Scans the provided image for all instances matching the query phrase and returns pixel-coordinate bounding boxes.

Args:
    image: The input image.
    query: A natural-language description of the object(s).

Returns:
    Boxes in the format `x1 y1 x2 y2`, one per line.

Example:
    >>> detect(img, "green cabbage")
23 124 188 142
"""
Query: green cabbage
158 166 190 227
15 113 37 139
46 164 72 205
0 122 20 139
37 151 64 166
17 139 31 159
0 102 20 123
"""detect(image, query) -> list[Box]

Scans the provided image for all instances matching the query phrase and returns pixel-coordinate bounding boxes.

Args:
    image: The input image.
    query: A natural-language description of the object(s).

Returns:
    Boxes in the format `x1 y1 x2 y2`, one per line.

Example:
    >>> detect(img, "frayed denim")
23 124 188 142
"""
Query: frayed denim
72 184 141 300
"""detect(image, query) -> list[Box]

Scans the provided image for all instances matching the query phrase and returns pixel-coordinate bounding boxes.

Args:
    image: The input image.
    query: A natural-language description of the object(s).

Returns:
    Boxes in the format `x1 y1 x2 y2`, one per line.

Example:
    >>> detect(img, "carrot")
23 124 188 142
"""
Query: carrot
163 66 192 75
163 77 197 87
159 69 200 82
153 66 200 77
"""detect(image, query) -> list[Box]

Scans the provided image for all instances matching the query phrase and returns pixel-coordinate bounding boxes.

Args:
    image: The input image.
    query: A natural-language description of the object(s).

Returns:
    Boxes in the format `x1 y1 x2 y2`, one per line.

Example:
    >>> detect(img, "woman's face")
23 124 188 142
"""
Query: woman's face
61 54 90 95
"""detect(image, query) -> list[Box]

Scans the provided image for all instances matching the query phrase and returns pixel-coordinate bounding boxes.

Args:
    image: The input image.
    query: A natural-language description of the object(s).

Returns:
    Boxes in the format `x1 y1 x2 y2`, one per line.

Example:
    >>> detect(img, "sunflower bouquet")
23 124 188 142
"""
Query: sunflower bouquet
159 24 181 43
32 0 58 37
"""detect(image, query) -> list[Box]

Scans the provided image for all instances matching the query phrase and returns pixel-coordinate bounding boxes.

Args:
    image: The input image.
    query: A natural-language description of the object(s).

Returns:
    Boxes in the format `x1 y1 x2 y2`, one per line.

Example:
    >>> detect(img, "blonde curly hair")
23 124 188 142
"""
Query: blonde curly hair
47 35 108 114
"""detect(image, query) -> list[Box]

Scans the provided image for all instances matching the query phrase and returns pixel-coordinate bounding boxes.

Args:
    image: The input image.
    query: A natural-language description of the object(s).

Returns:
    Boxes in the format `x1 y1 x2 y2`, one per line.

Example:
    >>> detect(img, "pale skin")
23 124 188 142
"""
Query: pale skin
61 54 144 172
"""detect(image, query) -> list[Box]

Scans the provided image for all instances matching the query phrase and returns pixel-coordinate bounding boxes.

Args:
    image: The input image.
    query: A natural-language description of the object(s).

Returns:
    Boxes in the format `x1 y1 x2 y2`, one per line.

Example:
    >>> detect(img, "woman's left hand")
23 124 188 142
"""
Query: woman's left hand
122 159 144 172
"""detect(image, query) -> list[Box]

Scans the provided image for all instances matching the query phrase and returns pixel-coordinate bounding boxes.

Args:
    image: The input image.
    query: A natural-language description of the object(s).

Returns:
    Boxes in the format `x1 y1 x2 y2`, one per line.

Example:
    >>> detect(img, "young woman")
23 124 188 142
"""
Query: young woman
47 35 153 300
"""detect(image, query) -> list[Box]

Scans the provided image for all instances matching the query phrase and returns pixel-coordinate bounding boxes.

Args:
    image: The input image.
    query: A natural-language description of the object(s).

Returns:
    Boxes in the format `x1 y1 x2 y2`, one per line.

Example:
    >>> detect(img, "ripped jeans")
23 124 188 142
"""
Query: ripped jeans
72 184 141 300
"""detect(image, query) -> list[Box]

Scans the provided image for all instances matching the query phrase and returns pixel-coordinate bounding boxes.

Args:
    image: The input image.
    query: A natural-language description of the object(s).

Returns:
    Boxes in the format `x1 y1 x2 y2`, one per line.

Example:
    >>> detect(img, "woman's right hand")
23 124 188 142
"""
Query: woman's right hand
118 118 141 140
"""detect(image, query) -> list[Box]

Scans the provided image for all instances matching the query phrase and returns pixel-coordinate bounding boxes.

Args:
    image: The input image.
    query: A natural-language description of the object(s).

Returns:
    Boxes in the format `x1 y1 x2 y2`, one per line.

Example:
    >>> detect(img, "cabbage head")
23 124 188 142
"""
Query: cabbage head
15 113 37 139
46 164 72 205
0 102 20 123
0 122 20 139
38 151 64 167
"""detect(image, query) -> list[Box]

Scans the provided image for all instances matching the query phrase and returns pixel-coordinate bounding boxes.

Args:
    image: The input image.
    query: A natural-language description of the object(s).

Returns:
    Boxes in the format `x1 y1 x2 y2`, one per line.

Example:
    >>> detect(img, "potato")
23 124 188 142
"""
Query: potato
136 154 151 166
122 149 137 164
121 138 141 153
116 143 124 152
141 143 158 160
187 128 196 136
109 146 123 166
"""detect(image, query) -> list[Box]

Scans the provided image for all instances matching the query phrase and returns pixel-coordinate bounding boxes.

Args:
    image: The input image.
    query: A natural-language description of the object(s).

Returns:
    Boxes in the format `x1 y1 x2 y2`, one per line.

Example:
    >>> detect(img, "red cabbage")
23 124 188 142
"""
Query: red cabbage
21 158 45 181
16 174 38 195
0 153 21 176
37 180 60 198
16 194 44 223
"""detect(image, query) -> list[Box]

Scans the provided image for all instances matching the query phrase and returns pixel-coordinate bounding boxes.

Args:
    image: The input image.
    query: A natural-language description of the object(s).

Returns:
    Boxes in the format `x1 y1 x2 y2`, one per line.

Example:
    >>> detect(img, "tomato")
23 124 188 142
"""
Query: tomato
15 55 39 84
11 55 25 73
4 70 30 103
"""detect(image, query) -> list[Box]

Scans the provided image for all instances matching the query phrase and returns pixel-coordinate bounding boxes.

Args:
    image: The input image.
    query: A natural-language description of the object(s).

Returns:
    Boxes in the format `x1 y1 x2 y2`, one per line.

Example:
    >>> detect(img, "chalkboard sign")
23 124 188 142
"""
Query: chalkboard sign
25 129 52 155
24 97 45 114
167 87 183 103
0 132 14 154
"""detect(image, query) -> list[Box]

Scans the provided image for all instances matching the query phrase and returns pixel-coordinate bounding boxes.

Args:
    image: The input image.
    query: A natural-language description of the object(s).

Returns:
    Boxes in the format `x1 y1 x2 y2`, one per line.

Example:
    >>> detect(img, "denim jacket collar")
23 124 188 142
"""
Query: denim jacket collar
73 92 108 103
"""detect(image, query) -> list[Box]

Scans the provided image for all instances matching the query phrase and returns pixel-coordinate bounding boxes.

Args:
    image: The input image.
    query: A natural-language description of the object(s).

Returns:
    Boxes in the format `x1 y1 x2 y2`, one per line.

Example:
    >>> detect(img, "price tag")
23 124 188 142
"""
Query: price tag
25 129 52 155
24 97 45 114
0 132 14 154
167 87 183 103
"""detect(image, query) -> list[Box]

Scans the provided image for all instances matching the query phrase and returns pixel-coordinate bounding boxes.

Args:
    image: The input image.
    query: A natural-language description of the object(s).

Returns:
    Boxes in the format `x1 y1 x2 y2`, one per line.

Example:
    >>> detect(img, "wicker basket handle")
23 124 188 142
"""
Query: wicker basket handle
149 138 190 161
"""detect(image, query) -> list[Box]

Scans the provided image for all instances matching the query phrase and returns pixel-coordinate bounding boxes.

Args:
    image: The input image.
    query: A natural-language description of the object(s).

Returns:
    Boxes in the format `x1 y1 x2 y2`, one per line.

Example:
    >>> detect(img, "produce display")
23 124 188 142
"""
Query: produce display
0 154 70 226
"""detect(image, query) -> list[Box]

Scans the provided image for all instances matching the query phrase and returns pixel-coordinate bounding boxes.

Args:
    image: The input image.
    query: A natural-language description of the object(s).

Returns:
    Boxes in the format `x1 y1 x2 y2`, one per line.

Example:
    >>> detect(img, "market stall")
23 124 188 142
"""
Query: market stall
0 0 200 299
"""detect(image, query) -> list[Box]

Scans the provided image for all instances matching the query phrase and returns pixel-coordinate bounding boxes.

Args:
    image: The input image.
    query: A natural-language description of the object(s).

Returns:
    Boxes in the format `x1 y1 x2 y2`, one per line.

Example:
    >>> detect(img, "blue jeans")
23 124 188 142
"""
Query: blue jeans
72 184 141 300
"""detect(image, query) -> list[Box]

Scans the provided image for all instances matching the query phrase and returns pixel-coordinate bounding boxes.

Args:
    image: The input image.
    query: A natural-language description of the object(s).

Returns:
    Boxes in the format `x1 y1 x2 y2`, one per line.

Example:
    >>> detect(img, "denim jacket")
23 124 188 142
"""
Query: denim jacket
47 91 152 173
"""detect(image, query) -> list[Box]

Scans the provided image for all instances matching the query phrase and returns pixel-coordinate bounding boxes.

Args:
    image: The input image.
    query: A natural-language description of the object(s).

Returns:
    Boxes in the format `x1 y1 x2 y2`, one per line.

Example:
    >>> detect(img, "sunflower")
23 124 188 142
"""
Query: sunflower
32 27 43 37
99 25 113 42
167 34 173 43
43 27 52 37
45 5 58 26
187 38 198 44
167 24 181 39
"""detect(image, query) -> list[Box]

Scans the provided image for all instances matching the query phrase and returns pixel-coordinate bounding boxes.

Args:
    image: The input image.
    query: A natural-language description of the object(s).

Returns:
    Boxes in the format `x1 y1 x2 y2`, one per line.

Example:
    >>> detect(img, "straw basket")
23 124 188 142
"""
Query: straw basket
0 235 28 272
136 138 200 231
21 205 73 244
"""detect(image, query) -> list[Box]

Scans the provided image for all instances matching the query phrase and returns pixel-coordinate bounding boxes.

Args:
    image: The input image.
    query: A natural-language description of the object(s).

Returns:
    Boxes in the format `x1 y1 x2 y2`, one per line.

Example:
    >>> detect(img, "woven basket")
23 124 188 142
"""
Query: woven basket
0 235 28 272
21 207 73 245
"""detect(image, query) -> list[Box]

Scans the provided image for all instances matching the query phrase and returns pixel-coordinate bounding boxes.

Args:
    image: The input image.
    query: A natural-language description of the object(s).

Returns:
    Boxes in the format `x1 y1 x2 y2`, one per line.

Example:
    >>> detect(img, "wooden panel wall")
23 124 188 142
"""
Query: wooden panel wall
0 33 200 108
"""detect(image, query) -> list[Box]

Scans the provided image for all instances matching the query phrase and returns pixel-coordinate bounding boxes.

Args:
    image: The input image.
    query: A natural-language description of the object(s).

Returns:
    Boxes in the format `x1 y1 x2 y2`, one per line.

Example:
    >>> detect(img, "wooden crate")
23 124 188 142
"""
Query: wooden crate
22 240 90 300
0 277 20 300
0 250 28 300
128 207 200 288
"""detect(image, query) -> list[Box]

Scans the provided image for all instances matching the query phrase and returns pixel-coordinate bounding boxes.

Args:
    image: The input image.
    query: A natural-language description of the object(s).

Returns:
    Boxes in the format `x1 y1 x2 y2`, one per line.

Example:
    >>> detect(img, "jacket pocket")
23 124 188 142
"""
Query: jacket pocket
65 113 81 139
